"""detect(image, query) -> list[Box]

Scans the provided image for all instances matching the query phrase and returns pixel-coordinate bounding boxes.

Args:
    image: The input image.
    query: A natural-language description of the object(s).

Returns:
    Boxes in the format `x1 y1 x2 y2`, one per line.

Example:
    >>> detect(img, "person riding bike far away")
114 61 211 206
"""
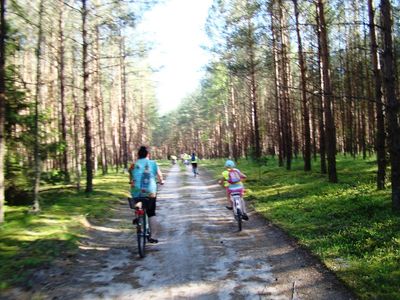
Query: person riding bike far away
191 152 199 175
170 155 177 165
129 146 164 243
218 160 249 220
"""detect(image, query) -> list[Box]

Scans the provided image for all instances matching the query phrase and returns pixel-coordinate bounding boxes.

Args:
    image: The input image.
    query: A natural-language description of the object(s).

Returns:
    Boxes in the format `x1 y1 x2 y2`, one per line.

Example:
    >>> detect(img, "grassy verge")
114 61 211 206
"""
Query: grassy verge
202 156 400 300
0 171 130 290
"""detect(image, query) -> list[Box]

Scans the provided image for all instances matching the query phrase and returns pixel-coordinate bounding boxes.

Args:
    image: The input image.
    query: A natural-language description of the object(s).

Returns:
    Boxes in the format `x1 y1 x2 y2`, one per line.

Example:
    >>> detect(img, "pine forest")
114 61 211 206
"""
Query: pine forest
0 0 400 298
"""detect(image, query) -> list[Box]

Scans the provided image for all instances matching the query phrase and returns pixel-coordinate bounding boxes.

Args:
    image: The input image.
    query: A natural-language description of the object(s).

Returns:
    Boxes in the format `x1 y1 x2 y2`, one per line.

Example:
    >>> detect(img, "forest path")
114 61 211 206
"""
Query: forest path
2 164 355 300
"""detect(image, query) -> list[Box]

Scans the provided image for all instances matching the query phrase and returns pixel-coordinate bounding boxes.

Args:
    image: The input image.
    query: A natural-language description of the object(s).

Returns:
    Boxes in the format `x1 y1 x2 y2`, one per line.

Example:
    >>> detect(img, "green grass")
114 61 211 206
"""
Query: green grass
0 171 130 290
202 156 400 300
1 158 399 298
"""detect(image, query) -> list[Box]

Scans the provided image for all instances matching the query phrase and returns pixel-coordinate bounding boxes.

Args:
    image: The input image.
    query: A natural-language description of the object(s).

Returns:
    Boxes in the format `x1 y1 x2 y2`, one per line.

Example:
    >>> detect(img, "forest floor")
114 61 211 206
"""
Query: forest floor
1 164 355 300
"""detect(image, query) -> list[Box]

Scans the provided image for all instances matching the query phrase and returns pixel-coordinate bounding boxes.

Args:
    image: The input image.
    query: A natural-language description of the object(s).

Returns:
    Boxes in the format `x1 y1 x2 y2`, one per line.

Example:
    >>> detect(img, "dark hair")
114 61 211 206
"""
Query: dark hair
138 146 149 159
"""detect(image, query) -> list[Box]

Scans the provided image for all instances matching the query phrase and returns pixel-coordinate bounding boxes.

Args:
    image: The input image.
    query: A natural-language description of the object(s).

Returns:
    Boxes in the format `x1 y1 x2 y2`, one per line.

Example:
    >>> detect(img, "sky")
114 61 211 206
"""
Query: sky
137 0 213 115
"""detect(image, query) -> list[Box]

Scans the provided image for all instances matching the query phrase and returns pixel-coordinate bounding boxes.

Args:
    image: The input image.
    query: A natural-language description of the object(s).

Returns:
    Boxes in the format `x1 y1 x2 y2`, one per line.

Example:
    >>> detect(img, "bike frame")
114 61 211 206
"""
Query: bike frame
230 192 243 231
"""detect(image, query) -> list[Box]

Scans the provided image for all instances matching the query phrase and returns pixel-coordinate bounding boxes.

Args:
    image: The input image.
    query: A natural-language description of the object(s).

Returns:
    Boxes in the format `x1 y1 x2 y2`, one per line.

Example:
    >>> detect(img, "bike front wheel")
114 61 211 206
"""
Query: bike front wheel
137 215 146 258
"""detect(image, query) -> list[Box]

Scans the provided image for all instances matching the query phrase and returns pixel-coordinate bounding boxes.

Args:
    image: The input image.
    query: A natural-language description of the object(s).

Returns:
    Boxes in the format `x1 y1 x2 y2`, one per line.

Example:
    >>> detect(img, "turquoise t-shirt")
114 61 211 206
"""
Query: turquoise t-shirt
131 158 159 197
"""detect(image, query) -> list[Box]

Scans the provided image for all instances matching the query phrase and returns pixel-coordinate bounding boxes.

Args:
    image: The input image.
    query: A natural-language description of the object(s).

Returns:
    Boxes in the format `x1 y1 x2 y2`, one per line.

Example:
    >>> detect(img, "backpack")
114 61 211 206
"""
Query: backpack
139 163 151 193
191 154 196 161
228 168 241 184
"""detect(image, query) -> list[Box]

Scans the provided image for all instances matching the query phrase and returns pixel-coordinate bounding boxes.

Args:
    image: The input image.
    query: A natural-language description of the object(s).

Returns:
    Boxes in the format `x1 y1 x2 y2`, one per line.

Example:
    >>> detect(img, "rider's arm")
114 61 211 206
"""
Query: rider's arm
128 163 135 186
218 172 227 186
157 167 164 184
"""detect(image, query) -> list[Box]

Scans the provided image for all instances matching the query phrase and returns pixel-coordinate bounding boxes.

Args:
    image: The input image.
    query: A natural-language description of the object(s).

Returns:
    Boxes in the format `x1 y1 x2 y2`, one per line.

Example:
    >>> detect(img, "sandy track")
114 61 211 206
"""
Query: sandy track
1 164 355 300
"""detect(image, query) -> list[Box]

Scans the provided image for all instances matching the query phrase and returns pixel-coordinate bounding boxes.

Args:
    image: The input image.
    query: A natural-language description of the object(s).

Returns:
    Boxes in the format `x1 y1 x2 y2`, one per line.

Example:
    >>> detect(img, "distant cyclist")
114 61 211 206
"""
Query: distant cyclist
130 146 164 243
183 153 191 165
191 152 199 176
219 160 248 220
170 155 177 165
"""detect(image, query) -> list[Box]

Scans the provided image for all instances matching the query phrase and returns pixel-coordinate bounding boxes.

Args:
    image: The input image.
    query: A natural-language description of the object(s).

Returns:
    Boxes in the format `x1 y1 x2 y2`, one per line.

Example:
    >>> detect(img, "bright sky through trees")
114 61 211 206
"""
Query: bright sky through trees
137 0 213 115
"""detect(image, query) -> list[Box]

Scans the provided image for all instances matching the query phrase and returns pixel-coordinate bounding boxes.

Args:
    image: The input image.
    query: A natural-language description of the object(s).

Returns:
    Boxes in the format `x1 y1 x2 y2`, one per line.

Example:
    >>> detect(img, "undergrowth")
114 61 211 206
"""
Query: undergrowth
202 155 400 300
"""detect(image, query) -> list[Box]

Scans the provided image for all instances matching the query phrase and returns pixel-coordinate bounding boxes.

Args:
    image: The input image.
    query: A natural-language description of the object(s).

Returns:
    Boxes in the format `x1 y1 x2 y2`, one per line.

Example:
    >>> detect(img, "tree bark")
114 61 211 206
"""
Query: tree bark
82 0 93 193
95 25 107 175
58 0 69 183
315 1 326 174
293 0 311 171
275 0 292 170
368 0 386 190
119 34 128 170
270 9 283 167
381 0 400 211
33 0 45 211
72 54 82 191
317 0 337 182
229 81 239 161
0 0 6 223
246 16 261 159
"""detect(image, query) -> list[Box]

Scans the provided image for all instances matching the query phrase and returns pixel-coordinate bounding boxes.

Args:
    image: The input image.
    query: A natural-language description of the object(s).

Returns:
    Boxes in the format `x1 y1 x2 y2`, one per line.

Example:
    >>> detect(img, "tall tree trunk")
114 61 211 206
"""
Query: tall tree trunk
72 60 81 191
317 0 337 182
311 95 317 161
381 0 400 211
276 0 292 170
119 34 128 170
344 54 354 156
33 0 45 211
293 0 311 171
58 0 69 183
0 0 5 223
368 0 386 189
270 10 283 167
245 16 261 159
315 3 327 174
229 81 239 161
82 0 93 193
281 0 292 170
95 25 107 175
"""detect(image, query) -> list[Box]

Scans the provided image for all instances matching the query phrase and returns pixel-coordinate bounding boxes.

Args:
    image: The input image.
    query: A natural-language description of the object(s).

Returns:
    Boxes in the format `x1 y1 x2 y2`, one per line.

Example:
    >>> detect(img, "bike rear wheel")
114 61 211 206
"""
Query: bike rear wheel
235 208 242 231
137 215 147 258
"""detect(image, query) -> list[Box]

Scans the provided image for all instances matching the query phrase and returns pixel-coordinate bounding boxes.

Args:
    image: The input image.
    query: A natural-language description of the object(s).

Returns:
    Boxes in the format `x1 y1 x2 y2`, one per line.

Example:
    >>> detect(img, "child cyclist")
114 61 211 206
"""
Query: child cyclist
219 160 249 220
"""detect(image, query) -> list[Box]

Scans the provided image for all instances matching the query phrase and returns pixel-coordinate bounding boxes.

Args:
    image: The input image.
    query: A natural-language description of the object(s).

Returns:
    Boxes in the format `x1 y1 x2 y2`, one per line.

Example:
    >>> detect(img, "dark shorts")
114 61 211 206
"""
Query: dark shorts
191 163 197 168
134 197 157 217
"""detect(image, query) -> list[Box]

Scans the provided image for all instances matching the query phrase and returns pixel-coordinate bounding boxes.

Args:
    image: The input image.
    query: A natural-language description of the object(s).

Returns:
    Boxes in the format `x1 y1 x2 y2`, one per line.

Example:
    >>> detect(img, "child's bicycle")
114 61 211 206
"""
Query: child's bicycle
230 192 244 231
128 197 151 258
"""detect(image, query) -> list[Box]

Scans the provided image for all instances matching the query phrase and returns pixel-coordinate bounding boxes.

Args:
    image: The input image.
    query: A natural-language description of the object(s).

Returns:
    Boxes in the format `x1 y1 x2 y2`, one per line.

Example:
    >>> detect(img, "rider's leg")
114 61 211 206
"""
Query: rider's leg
149 216 158 238
239 190 249 220
240 198 247 214
226 189 233 209
146 197 159 243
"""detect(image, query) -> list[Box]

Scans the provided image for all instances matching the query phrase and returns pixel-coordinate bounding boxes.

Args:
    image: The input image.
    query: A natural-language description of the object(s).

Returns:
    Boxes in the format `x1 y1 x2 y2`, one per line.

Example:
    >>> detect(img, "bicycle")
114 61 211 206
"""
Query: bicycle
230 192 244 231
128 197 151 258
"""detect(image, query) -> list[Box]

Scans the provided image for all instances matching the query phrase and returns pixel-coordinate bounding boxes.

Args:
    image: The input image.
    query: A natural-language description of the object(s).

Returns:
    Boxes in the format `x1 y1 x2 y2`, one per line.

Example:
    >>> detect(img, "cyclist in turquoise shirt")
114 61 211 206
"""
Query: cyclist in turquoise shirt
130 146 164 243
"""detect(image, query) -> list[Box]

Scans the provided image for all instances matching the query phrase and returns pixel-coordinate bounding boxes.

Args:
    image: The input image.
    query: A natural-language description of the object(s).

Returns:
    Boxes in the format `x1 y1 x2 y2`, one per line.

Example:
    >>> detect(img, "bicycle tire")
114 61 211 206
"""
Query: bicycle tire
137 215 146 258
236 208 242 231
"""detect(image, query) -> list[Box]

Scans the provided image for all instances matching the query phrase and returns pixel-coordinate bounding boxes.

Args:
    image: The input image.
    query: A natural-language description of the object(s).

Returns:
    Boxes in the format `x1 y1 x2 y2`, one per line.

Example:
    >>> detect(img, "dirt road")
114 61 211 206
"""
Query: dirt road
2 164 355 299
